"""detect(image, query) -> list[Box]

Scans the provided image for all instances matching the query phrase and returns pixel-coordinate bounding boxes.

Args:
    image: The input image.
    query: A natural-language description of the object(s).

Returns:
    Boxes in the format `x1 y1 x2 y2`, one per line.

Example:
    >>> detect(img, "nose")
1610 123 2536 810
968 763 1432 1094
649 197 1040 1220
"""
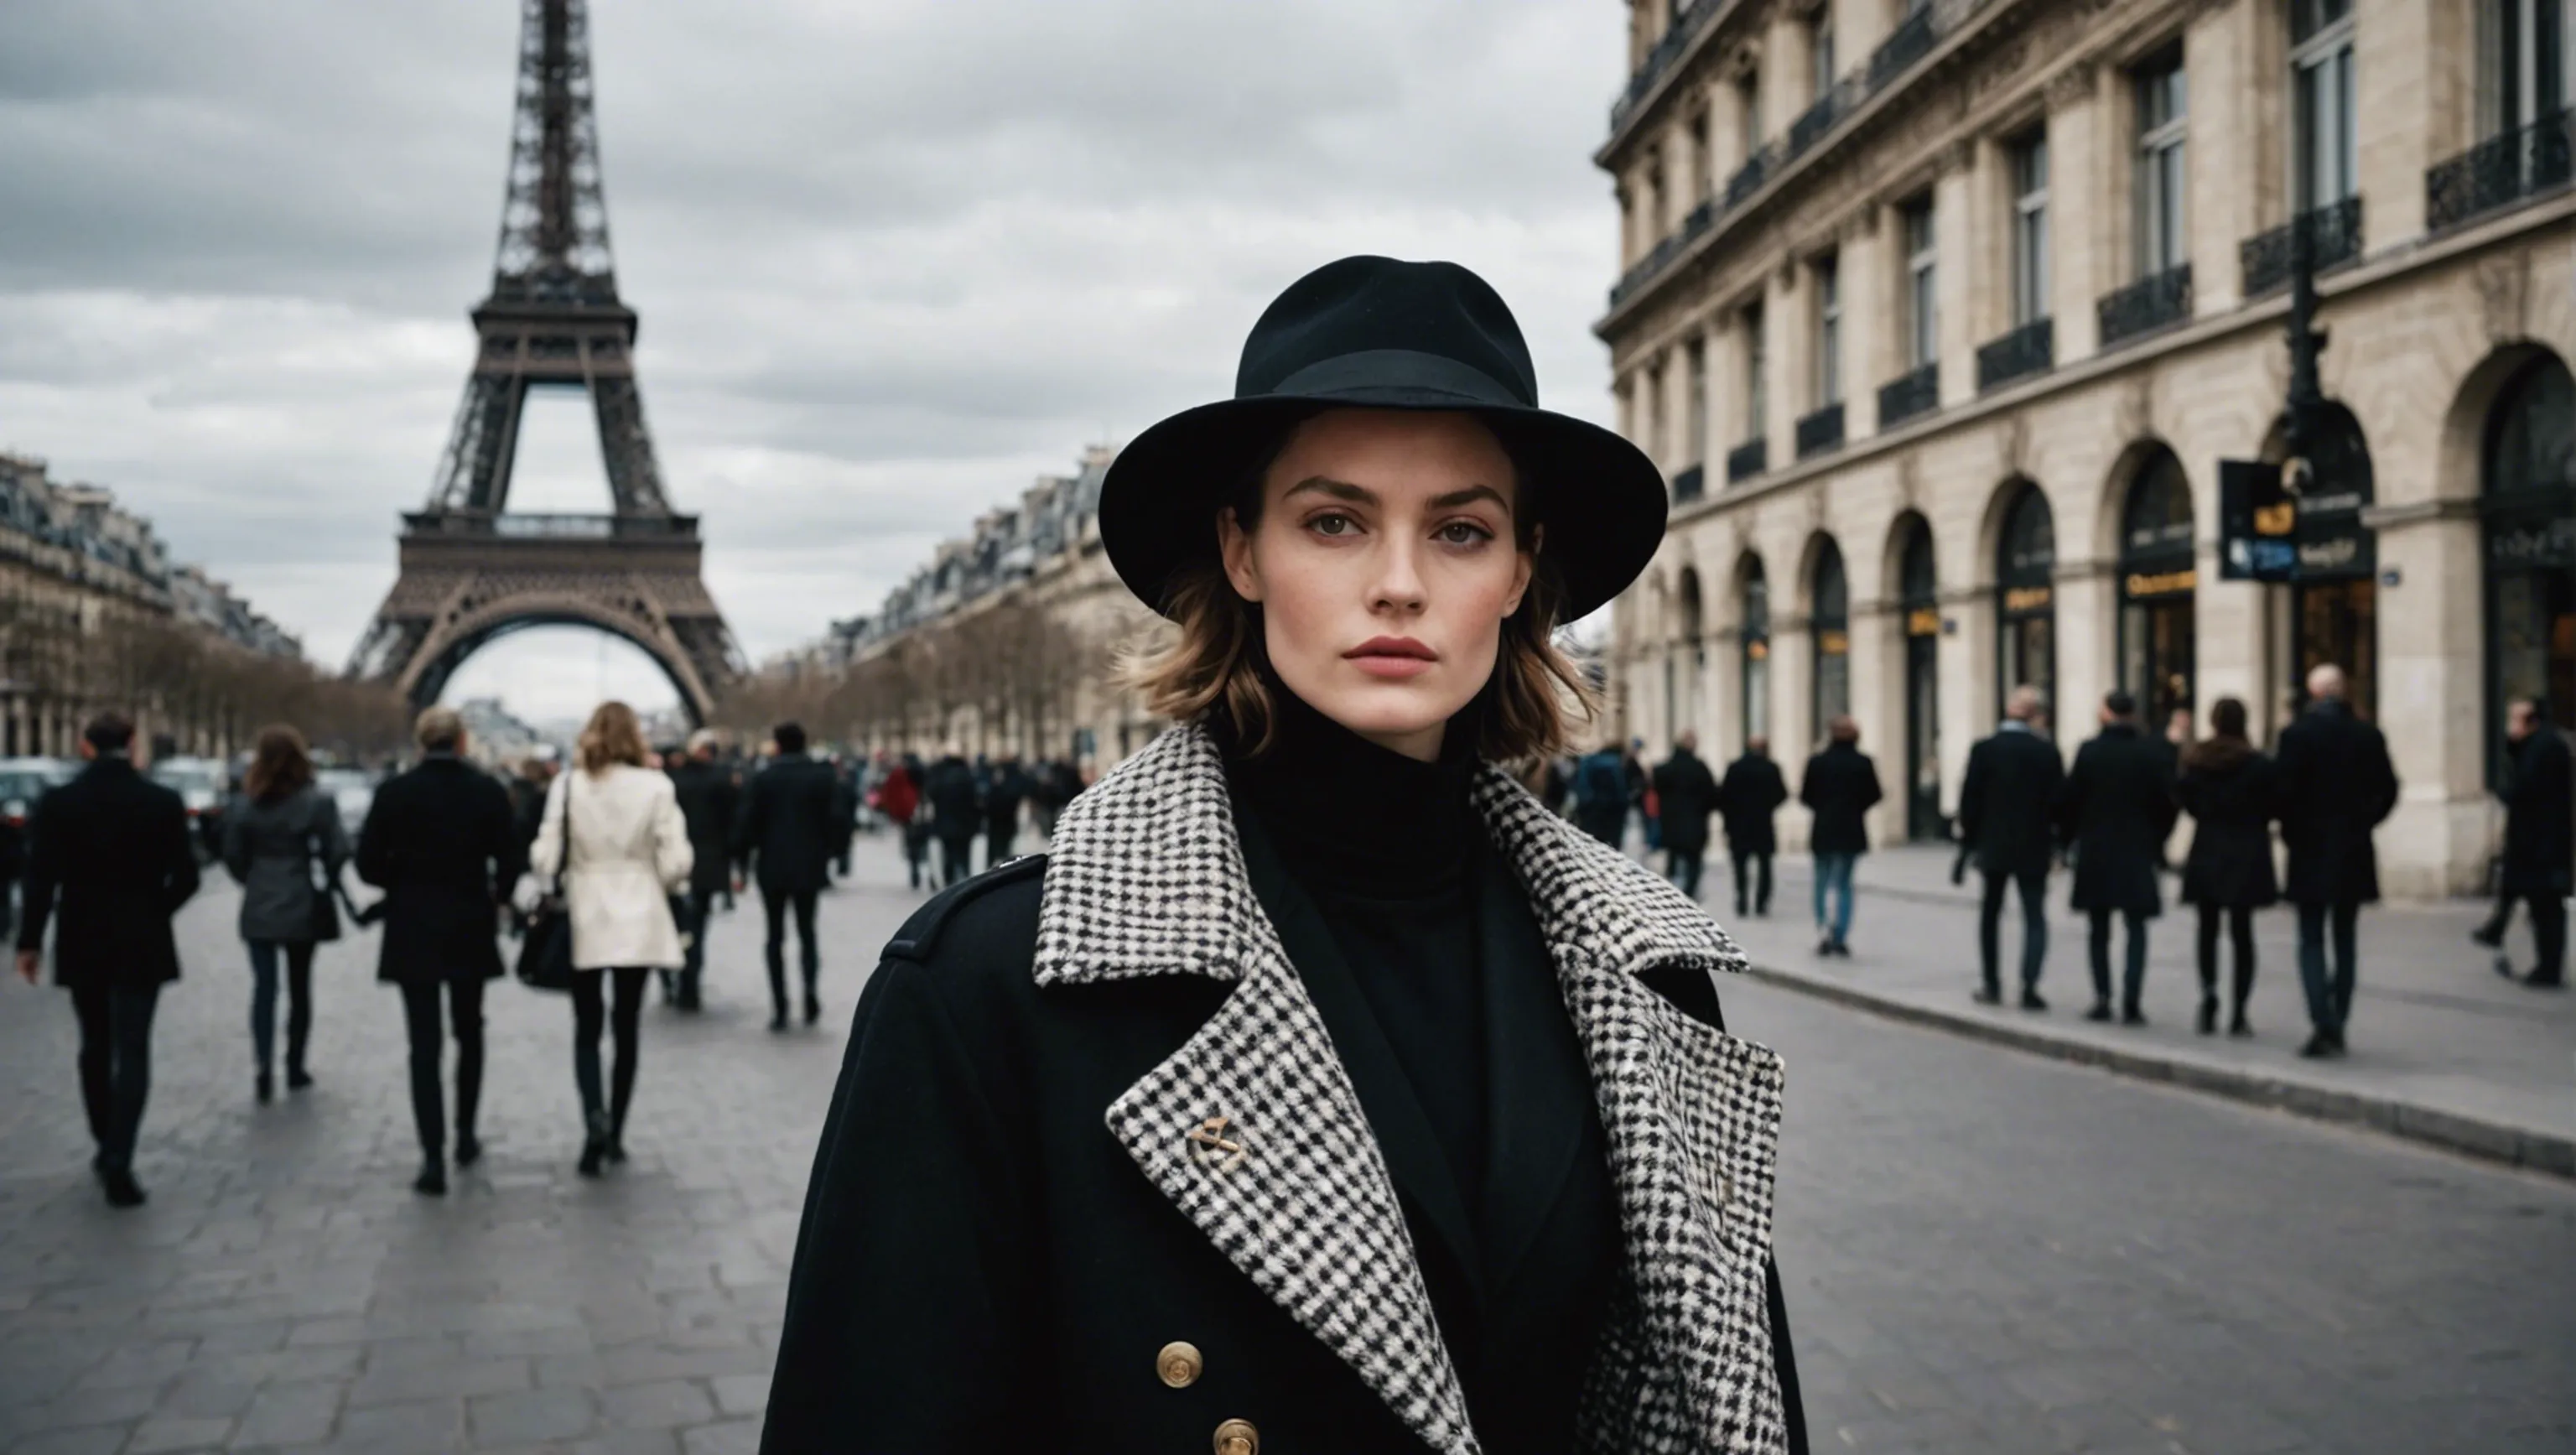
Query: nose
1368 535 1427 616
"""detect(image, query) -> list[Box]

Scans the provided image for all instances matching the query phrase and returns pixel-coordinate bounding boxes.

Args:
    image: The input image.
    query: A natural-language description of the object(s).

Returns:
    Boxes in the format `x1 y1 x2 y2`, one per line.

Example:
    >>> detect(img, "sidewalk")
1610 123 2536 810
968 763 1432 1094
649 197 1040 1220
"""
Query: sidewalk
1680 842 2574 1177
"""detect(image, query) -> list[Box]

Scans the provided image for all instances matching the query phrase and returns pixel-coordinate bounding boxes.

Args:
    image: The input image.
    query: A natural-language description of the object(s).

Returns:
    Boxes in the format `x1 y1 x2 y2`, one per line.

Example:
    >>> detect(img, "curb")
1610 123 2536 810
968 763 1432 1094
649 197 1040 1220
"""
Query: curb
1737 960 2576 1181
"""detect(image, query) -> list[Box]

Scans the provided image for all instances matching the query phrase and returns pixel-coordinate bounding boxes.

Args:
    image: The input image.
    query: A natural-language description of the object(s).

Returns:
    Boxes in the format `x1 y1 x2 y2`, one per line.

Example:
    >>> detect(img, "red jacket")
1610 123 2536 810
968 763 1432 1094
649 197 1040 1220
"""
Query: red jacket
873 766 920 824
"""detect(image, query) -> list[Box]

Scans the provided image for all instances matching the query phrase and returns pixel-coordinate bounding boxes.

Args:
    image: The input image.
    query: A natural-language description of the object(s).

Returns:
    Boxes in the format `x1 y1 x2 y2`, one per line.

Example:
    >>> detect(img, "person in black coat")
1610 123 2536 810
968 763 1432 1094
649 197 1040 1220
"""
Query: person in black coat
2485 699 2569 988
828 759 860 880
13 713 200 1208
667 731 741 1011
356 707 523 1196
2057 691 2178 1025
1956 685 2064 1008
920 748 982 887
733 721 840 1031
1651 731 1721 900
2273 665 2401 1057
2174 697 2281 1036
982 752 1032 869
1797 718 1882 956
1715 735 1789 917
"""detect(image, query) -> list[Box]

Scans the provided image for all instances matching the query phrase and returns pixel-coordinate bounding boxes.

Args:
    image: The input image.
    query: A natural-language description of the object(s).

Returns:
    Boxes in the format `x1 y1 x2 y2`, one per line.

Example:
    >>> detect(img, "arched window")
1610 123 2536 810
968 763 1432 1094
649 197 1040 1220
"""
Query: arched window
1996 482 2056 735
1810 539 1850 740
2484 353 2576 782
2118 447 2197 726
1674 568 1705 741
1740 556 1771 747
1897 516 1942 839
2289 401 2379 718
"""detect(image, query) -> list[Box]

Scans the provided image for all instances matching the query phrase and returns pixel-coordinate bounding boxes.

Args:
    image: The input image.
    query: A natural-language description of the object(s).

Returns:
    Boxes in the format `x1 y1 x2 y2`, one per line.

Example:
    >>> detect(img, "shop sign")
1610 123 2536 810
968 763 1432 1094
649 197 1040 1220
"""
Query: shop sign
2123 568 2196 599
1818 629 1850 655
2002 585 2053 615
1905 606 1941 637
1745 638 1769 661
2488 515 2576 569
2219 459 2297 582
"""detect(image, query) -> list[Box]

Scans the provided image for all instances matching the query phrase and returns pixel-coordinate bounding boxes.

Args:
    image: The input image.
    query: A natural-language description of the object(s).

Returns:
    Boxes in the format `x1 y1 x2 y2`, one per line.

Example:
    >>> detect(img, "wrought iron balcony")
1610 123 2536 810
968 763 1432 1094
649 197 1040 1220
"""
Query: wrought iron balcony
2096 262 2193 349
1794 402 1846 458
1976 317 2054 392
1724 148 1772 208
1609 0 1722 133
1877 363 1939 429
1726 437 1768 483
2239 196 2363 298
1867 4 1937 89
1608 200 1718 308
1786 91 1840 159
2427 110 2573 233
1671 464 1706 504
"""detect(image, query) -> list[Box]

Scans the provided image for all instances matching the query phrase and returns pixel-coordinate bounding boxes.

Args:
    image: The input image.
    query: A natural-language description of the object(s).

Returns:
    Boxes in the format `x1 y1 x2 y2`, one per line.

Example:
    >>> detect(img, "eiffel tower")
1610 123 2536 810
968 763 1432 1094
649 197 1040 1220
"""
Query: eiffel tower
349 0 740 722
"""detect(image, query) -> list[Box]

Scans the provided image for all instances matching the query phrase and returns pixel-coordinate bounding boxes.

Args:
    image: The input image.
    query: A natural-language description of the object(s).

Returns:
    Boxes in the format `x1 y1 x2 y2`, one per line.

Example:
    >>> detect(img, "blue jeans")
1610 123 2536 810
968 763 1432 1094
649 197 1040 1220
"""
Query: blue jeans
2296 900 2361 1038
245 940 315 1079
1812 853 1857 942
1665 850 1704 900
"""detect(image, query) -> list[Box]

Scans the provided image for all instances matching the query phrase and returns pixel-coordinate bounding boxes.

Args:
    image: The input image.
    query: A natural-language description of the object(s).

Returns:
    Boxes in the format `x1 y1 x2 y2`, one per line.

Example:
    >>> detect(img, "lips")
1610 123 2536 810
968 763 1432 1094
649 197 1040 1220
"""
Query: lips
1345 637 1437 680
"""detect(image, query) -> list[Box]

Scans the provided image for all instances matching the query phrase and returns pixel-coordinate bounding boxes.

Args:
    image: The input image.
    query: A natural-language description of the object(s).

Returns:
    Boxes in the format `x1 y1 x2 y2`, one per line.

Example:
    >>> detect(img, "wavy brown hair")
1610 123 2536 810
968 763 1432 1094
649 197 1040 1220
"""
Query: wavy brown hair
577 701 652 775
243 724 314 803
1118 420 1598 762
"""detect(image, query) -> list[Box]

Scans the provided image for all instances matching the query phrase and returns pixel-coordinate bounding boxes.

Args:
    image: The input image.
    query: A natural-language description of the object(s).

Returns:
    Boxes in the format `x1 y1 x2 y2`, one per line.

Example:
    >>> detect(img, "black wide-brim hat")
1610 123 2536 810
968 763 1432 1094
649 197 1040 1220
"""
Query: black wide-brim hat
1099 255 1666 622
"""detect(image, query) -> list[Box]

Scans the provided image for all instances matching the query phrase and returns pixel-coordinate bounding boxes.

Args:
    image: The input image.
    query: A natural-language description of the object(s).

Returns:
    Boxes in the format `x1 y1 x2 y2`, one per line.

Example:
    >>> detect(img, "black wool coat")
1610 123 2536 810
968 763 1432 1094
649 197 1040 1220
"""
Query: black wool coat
2273 701 2400 905
2498 726 2573 896
1797 743 1882 857
983 762 1031 838
1955 727 2064 879
763 727 1804 1455
17 757 200 992
1714 754 1788 855
356 756 522 987
2175 744 2281 909
669 759 742 898
734 753 839 895
2059 724 2178 917
1651 749 1721 855
921 756 983 844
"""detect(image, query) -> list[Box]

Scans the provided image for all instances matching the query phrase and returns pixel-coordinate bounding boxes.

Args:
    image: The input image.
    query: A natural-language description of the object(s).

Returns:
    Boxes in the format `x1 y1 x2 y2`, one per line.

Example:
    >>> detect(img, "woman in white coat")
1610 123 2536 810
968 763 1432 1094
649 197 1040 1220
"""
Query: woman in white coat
531 700 692 1176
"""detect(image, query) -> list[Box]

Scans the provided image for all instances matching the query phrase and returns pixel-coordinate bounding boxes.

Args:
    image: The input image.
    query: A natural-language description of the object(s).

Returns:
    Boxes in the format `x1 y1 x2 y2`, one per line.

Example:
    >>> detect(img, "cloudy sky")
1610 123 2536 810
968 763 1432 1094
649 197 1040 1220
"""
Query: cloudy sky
0 1 1628 720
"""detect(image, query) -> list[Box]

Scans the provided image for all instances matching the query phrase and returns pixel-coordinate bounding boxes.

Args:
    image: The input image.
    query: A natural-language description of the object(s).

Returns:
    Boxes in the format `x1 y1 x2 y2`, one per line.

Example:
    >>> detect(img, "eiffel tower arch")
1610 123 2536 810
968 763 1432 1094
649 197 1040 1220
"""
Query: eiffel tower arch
349 0 741 724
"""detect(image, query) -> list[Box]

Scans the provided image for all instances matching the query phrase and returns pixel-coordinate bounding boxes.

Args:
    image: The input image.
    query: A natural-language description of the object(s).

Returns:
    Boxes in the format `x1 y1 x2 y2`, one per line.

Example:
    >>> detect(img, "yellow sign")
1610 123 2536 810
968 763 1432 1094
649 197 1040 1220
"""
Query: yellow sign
2253 501 2297 537
1819 630 1850 655
1906 607 1941 637
2124 568 2197 598
2002 586 2053 614
1746 639 1769 661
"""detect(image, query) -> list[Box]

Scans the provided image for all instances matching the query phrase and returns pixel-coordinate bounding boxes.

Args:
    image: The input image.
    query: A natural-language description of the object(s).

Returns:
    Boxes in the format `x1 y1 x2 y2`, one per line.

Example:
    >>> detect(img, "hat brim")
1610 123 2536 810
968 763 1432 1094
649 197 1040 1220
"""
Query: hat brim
1098 387 1667 624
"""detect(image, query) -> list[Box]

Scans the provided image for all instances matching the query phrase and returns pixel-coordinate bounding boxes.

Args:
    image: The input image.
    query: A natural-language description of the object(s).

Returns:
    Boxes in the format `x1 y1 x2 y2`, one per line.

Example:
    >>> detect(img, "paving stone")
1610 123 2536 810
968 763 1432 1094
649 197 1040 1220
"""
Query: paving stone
677 1421 761 1455
467 1385 596 1446
346 1357 530 1409
226 1380 345 1448
707 1373 769 1419
596 1380 716 1431
330 1397 463 1455
7 1427 132 1455
120 1416 235 1454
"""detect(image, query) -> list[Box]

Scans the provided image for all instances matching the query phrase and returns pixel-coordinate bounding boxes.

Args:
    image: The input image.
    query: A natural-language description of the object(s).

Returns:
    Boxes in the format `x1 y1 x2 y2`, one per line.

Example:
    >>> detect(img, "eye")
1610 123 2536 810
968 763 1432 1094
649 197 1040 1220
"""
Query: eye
1436 520 1495 546
1307 512 1357 538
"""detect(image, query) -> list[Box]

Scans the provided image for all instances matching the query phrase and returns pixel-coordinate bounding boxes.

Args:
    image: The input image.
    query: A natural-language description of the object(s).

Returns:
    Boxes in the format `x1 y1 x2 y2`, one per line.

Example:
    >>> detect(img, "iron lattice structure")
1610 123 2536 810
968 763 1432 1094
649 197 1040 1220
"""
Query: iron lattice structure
351 0 740 722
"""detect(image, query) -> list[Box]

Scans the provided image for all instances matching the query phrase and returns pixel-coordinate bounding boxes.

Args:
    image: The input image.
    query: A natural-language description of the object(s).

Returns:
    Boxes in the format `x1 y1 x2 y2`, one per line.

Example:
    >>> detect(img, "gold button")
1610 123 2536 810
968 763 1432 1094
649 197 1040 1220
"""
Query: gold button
1213 1418 1259 1455
1157 1340 1203 1389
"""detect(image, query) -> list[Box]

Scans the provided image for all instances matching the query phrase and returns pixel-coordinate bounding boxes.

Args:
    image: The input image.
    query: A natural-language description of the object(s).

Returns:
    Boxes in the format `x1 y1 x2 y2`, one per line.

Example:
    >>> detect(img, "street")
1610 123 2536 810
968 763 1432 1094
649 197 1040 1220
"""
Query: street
1 839 2568 1455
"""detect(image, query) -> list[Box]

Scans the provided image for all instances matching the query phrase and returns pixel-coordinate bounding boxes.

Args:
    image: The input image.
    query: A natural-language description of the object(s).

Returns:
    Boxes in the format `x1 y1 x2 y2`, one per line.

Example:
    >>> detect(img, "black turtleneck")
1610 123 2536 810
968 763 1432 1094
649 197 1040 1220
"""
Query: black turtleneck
1226 689 1489 1197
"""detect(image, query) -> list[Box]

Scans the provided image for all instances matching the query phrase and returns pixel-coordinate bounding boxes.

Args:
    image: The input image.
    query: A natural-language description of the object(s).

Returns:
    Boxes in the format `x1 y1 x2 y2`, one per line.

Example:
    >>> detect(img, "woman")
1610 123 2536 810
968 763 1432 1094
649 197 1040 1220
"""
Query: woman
529 700 691 1176
763 258 1804 1453
221 725 348 1104
2175 696 2280 1036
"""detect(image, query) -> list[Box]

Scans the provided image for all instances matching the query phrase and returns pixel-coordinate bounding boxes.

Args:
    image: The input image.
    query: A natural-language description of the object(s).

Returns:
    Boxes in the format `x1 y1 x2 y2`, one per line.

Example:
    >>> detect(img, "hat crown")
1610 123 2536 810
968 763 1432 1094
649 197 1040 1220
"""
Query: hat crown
1234 257 1540 408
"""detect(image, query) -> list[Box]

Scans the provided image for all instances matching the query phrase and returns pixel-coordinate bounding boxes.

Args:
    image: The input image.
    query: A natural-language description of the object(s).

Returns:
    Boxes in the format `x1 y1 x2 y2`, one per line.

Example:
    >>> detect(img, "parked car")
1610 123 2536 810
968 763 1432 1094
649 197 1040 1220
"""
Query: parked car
316 766 379 839
150 755 232 862
0 756 76 834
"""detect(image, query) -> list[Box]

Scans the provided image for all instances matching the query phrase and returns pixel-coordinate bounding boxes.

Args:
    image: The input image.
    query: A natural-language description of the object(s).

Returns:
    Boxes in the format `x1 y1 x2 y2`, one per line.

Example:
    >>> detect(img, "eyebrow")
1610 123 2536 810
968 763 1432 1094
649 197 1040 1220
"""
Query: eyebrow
1281 476 1512 512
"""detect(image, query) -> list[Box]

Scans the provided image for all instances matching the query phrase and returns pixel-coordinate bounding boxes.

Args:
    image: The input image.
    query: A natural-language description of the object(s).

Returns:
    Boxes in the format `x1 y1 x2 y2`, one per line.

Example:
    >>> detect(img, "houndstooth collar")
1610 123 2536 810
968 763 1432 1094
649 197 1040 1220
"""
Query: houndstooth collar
1036 724 1789 1454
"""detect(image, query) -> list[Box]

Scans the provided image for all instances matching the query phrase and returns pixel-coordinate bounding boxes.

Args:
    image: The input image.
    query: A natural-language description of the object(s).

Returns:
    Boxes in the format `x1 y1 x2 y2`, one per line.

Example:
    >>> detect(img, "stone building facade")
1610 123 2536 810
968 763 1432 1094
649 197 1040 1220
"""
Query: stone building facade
1599 0 2573 896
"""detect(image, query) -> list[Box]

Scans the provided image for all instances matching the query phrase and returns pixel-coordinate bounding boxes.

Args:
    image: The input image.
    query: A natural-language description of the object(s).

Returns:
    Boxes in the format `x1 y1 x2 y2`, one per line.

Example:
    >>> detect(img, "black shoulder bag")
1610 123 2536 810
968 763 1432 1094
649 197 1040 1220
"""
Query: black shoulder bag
515 771 577 992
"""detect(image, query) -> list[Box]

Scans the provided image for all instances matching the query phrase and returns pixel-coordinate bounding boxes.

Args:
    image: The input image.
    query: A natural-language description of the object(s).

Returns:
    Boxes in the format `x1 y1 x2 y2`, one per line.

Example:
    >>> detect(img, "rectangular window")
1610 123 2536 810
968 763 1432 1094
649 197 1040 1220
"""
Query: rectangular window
1644 361 1665 461
1744 302 1768 436
2011 130 2051 325
2134 50 2189 278
1740 71 1764 149
1810 15 1836 100
2292 0 2357 209
2481 0 2568 137
1690 111 1714 202
1815 255 1842 407
1903 196 1938 368
1687 339 1709 461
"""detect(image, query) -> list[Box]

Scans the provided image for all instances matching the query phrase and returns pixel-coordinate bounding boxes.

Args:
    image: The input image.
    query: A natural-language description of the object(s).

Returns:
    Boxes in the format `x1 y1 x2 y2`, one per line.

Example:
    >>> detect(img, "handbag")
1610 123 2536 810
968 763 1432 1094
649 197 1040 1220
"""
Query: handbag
515 771 578 993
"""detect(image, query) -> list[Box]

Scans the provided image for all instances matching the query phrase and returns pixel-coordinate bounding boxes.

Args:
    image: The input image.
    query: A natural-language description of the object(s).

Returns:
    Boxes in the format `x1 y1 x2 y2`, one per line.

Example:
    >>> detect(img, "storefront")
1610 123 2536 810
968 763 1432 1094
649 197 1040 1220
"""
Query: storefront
2483 353 2576 782
1740 555 1771 747
1898 516 1942 840
2290 402 2379 717
1810 538 1850 741
1996 481 2057 736
2118 447 2197 727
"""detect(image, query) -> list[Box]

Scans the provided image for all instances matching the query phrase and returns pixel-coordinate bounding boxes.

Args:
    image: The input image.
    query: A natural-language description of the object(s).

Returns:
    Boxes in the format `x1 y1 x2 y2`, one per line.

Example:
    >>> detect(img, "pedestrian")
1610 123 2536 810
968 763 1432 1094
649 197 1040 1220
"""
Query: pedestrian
920 745 980 886
358 708 521 1195
13 712 200 1208
220 725 350 1102
1957 685 2063 1009
1798 716 1882 956
1571 736 1630 846
2481 697 2568 989
733 720 839 1031
1028 757 1073 842
875 754 925 887
2174 696 2280 1036
1716 735 1789 917
2057 690 2176 1025
983 751 1031 868
666 729 740 1011
1652 730 1720 899
828 757 860 880
761 255 1804 1452
2273 663 2400 1057
530 701 691 1177
506 756 553 864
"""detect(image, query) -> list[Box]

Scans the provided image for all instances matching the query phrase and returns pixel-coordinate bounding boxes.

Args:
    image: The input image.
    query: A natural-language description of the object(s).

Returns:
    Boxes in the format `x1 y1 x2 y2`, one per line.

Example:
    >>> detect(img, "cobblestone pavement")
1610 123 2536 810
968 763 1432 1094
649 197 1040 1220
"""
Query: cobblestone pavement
2 835 2568 1453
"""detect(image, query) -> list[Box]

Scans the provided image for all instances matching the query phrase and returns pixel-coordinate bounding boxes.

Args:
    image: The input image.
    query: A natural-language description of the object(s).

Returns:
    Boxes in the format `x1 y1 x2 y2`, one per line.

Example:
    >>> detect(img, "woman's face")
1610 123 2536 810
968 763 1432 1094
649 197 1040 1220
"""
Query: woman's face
1219 408 1533 761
